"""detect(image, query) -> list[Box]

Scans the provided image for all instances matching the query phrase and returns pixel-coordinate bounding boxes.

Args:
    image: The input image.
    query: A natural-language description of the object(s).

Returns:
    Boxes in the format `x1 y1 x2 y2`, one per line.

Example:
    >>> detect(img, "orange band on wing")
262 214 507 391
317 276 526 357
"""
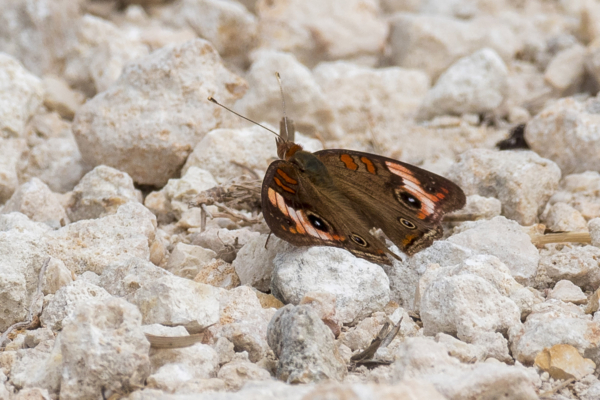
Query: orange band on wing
360 157 376 174
274 177 296 193
277 169 297 185
340 154 358 171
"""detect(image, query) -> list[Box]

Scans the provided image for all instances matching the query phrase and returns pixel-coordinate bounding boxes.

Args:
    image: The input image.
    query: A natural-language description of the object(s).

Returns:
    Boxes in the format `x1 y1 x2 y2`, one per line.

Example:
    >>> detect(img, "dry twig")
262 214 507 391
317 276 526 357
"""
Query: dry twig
189 176 262 231
0 257 50 348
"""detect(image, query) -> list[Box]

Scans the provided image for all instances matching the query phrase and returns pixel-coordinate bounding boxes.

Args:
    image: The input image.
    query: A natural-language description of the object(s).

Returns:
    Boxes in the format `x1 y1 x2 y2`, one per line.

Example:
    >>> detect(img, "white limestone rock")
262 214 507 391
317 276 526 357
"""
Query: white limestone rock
144 166 217 223
64 165 142 222
46 202 158 275
537 245 600 291
548 171 600 220
0 213 51 332
149 343 219 380
72 38 247 186
0 138 27 203
447 149 561 225
590 218 600 247
166 242 217 280
181 0 257 66
18 113 90 194
267 304 346 383
418 256 522 361
217 355 272 390
510 301 600 366
526 95 600 175
233 235 294 292
205 286 275 363
388 14 520 79
271 246 390 324
64 15 149 95
392 337 540 399
446 195 502 221
40 257 73 295
0 53 43 139
256 0 387 67
9 334 62 396
544 44 587 94
417 48 508 120
542 202 588 232
0 0 82 77
448 216 540 285
41 75 83 120
40 280 113 331
548 280 588 305
58 297 151 400
313 61 430 135
234 50 338 139
386 241 474 310
97 257 220 331
1 178 68 229
183 124 320 183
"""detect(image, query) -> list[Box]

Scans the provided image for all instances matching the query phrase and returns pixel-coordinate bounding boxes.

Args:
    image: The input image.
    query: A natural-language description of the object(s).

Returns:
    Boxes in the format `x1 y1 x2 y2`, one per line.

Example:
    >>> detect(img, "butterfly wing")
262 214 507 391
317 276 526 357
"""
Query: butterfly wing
315 149 466 256
261 159 397 264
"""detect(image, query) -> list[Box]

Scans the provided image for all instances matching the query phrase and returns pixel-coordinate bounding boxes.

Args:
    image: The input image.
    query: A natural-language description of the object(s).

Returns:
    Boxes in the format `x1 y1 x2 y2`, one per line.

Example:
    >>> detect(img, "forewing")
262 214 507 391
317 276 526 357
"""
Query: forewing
316 149 466 255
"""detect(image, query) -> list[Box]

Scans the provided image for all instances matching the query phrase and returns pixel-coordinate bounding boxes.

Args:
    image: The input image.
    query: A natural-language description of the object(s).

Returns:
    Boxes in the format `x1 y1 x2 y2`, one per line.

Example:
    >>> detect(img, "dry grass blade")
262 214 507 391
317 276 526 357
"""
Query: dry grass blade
539 378 575 398
0 257 50 348
529 232 592 246
145 333 206 349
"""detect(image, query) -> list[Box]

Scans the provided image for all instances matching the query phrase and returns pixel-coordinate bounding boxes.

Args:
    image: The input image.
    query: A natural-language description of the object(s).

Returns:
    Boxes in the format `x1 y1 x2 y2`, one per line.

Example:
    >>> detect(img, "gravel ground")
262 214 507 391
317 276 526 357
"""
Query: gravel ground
1 0 600 399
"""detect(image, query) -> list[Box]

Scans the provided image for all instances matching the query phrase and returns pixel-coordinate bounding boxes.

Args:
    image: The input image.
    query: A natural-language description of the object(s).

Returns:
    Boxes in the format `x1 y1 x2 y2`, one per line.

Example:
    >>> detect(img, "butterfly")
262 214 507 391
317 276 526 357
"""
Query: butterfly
261 117 466 265
207 96 466 265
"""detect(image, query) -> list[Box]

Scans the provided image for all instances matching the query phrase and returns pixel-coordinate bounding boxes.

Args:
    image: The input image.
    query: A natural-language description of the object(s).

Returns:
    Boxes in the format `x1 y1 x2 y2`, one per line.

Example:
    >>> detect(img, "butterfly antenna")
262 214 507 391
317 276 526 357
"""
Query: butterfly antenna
275 72 290 140
207 97 281 138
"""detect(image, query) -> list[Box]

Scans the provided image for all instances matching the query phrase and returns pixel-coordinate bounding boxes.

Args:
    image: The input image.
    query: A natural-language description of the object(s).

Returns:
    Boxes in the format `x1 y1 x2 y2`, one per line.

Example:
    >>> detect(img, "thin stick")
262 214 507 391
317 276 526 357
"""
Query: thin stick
208 97 280 138
539 378 575 398
145 333 206 349
530 232 591 246
0 257 50 347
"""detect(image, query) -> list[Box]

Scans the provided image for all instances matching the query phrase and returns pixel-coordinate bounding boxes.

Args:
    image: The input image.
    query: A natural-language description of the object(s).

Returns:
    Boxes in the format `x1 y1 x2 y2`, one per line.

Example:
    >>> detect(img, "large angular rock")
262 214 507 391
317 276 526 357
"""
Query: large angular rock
1 178 68 229
58 298 151 400
447 149 561 225
267 305 346 383
0 0 82 77
417 48 508 120
256 0 387 67
64 165 142 222
271 246 390 324
0 53 43 139
46 202 158 275
72 39 247 186
64 15 149 95
448 217 540 285
526 95 600 175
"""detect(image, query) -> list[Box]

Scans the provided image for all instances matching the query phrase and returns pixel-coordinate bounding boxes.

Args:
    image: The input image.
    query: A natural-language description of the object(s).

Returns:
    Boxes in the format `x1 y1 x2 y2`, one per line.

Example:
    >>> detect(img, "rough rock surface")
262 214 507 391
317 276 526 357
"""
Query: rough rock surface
271 247 390 324
3 2 600 399
267 305 346 383
72 39 247 186
58 298 150 400
417 48 508 120
447 149 561 225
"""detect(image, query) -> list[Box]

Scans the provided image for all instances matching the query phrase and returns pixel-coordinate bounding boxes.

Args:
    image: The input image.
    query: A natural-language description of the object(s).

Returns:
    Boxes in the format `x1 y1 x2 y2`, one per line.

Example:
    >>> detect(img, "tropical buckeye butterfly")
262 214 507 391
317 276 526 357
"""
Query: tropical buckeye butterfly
208 85 465 265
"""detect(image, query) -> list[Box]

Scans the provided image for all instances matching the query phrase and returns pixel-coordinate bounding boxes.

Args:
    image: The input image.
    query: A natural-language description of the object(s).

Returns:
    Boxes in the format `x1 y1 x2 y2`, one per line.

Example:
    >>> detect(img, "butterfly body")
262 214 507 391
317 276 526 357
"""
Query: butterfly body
261 119 466 265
